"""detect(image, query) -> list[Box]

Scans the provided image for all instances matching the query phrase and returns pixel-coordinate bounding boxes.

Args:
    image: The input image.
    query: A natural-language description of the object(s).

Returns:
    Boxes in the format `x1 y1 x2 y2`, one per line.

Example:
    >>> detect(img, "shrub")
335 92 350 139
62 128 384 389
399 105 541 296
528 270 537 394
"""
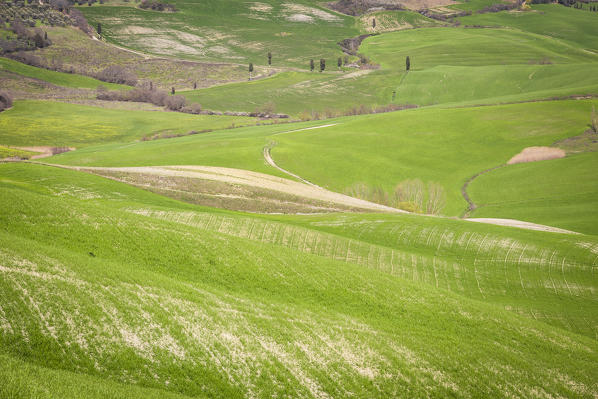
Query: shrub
70 9 92 35
181 103 202 114
97 65 138 86
164 95 186 111
10 51 48 68
10 19 28 37
0 91 13 111
139 0 176 11
50 0 71 12
150 90 168 106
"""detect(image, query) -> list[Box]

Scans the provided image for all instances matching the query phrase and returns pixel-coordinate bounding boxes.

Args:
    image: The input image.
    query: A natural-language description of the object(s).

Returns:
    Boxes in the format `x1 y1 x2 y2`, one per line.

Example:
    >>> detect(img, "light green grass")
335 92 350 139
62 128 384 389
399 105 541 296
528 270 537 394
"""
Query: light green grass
0 57 125 90
0 354 194 399
469 151 598 235
449 0 511 12
185 27 598 115
361 27 598 69
0 100 254 147
458 4 598 51
394 63 598 106
51 100 598 228
183 70 399 116
0 145 38 159
1 162 597 398
79 0 357 67
270 100 598 217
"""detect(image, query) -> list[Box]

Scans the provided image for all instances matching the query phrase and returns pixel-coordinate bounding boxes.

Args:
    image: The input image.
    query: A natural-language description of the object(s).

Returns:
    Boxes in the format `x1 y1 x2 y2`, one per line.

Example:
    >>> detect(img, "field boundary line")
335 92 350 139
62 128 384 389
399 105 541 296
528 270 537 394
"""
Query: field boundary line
460 164 505 218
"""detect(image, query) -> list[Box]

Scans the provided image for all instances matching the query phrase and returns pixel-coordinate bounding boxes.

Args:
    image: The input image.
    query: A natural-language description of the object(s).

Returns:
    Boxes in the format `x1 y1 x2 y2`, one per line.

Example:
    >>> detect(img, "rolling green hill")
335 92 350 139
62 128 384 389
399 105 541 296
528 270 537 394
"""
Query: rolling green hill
51 99 598 232
458 4 598 52
1 162 597 398
0 100 254 147
79 0 356 66
2 1 598 397
469 150 598 235
184 27 598 115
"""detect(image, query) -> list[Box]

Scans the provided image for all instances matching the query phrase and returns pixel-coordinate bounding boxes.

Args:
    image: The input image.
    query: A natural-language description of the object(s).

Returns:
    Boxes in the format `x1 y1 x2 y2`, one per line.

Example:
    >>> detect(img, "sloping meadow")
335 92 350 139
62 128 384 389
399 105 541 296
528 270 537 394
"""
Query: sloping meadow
1 163 597 398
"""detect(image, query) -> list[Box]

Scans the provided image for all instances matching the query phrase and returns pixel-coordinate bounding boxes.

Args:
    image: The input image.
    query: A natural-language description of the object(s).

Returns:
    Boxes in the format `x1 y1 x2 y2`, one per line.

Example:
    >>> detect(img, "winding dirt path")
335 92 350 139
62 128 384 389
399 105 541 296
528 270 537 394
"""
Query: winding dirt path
263 147 322 188
264 123 339 188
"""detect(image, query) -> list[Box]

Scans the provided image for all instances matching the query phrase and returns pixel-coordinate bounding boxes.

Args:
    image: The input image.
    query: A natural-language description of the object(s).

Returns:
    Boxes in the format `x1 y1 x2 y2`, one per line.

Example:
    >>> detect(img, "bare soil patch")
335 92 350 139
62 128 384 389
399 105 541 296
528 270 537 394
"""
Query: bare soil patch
83 169 356 214
63 165 404 213
328 0 455 14
17 146 74 159
287 13 315 22
282 3 342 22
507 146 566 165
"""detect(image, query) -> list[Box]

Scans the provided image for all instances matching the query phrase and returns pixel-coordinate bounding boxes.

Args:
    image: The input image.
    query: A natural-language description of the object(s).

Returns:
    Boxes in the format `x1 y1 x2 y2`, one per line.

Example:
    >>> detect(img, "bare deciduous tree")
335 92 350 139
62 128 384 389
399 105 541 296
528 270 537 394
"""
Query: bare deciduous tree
426 182 446 215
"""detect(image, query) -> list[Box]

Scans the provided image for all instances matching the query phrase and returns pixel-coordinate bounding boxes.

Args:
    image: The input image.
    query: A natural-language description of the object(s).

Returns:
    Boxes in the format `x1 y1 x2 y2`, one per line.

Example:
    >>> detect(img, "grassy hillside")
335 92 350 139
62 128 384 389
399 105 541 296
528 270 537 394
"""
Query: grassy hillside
469 150 598 235
52 100 598 221
0 100 254 147
361 27 598 68
458 4 598 52
31 26 251 90
356 10 443 33
1 162 597 398
0 146 38 159
182 70 399 117
2 3 598 396
0 57 125 90
79 0 356 66
185 27 598 115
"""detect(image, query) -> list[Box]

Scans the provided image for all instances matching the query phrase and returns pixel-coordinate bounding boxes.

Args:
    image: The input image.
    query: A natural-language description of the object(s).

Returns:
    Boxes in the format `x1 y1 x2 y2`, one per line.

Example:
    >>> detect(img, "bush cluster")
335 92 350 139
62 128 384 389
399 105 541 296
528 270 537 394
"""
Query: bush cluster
344 179 446 214
96 87 199 112
478 3 518 13
96 65 138 86
8 50 75 73
139 0 177 12
299 103 417 121
0 91 13 112
0 20 51 54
